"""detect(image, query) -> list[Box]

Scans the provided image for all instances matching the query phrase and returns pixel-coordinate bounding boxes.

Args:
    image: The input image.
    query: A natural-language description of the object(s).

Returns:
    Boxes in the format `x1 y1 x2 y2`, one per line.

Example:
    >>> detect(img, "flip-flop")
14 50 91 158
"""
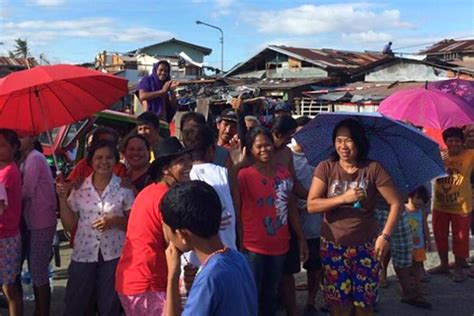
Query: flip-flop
449 262 470 269
401 297 432 309
428 266 450 274
453 271 467 283
295 283 308 291
379 279 388 288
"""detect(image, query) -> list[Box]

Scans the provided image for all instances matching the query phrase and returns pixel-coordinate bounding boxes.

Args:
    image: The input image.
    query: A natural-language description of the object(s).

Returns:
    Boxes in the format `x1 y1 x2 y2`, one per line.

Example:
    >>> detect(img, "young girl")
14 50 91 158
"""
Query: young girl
406 186 431 294
56 140 135 315
237 127 305 316
0 129 23 316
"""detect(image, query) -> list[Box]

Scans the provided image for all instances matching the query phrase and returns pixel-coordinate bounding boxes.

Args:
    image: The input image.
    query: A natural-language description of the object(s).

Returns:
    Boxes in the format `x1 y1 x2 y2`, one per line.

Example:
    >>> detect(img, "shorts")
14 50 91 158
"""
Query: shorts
320 237 380 309
119 291 166 316
283 237 300 274
0 234 21 286
303 238 322 271
413 248 426 262
375 209 413 268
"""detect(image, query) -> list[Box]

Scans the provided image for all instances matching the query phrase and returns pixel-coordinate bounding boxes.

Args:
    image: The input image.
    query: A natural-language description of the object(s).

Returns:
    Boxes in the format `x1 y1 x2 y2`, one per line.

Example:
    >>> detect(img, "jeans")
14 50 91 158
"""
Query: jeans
244 251 286 316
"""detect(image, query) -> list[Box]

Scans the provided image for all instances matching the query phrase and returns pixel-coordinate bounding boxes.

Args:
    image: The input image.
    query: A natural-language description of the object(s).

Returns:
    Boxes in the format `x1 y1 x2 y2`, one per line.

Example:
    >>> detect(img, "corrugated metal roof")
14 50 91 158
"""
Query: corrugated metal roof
224 45 387 78
0 57 38 68
276 46 385 70
304 81 424 101
420 39 474 54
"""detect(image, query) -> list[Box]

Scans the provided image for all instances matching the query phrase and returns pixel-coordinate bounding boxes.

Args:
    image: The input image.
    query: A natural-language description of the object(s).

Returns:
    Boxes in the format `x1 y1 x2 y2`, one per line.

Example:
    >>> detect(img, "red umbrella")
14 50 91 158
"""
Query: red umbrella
0 64 128 170
377 87 474 129
428 78 474 105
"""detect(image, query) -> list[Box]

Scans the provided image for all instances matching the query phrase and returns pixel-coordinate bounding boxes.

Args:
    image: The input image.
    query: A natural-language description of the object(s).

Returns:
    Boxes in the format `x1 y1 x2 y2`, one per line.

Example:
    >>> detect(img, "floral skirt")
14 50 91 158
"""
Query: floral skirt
320 237 380 309
0 234 21 285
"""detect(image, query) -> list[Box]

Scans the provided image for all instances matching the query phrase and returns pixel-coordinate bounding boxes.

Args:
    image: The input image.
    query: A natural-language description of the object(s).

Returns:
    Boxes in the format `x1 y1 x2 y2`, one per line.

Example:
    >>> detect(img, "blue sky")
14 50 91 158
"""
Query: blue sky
0 0 473 70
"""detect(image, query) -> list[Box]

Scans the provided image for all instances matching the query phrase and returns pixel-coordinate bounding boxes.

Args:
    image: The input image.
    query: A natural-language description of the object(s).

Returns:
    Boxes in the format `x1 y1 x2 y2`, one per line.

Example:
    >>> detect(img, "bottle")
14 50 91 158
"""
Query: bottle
21 268 34 301
48 265 54 294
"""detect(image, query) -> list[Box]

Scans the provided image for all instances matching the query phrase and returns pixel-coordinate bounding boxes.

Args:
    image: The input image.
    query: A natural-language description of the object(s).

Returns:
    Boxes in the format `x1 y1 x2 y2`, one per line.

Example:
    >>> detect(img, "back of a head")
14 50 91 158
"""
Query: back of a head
92 126 119 145
180 112 206 129
408 185 430 204
160 180 222 239
295 116 311 127
442 127 464 143
137 112 161 130
182 125 215 161
271 115 298 135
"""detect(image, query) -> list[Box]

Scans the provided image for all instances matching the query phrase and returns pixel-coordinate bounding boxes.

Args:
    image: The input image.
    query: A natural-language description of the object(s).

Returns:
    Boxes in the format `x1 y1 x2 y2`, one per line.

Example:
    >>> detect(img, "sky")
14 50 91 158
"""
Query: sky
0 0 473 71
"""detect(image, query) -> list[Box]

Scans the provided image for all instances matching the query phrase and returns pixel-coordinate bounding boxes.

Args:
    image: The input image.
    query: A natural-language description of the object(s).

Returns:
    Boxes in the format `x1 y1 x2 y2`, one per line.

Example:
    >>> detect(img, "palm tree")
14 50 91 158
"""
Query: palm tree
9 38 31 68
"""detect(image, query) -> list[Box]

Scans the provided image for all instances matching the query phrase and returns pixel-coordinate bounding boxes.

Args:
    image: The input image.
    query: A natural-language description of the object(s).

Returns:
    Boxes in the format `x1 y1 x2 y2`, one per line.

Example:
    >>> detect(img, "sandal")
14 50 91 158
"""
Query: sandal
379 278 388 288
449 261 470 269
295 282 308 291
467 269 474 278
453 270 467 283
401 296 432 309
428 265 450 274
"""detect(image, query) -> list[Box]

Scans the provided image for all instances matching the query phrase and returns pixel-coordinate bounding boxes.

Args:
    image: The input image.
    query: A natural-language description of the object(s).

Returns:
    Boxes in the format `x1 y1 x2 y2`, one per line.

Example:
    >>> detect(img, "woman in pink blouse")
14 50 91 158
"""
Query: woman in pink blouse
19 135 58 316
0 129 23 316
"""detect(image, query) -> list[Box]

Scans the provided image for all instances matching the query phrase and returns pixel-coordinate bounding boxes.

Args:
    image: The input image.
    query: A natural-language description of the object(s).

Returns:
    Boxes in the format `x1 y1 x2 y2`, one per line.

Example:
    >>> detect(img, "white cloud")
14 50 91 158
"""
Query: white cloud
246 3 412 36
0 18 173 45
342 31 393 43
0 17 174 62
212 0 236 17
31 0 66 7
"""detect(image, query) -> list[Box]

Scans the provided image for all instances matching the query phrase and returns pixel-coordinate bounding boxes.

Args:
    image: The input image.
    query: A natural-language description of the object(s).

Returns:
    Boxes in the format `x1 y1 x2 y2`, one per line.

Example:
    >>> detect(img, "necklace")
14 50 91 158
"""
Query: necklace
196 246 228 276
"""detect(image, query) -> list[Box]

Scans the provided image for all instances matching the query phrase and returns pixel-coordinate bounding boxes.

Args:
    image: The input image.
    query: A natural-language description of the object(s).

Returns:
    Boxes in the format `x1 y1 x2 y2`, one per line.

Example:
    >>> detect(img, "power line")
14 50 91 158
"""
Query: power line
393 34 474 51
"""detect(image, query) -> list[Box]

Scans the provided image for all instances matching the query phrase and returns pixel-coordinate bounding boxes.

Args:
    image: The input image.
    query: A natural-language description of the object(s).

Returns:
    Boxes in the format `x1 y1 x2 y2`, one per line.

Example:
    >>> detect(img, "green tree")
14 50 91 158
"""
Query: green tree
9 38 31 68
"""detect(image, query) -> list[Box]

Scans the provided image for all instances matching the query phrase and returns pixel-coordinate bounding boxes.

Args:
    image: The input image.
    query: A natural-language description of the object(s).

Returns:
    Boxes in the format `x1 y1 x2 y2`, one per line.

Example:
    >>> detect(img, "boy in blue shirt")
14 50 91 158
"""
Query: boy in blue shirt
160 180 257 316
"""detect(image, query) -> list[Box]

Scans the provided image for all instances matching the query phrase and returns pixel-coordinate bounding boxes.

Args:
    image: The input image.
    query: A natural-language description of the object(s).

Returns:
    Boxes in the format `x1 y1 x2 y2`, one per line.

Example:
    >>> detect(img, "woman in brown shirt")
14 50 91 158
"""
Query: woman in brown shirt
307 118 402 316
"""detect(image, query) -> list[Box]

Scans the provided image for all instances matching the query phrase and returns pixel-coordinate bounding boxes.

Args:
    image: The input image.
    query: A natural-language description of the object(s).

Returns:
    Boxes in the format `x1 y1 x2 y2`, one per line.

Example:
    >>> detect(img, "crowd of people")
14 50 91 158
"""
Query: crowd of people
0 61 473 316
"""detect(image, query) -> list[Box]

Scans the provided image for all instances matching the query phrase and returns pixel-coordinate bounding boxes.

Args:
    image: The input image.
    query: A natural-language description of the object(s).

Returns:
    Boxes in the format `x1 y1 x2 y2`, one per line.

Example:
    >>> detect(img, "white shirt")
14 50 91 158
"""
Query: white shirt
67 174 135 263
183 163 237 267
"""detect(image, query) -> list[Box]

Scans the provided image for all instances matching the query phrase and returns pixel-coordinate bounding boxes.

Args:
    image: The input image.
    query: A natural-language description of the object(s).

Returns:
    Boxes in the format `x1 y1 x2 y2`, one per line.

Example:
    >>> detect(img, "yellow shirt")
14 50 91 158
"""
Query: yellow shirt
149 149 155 163
433 149 474 214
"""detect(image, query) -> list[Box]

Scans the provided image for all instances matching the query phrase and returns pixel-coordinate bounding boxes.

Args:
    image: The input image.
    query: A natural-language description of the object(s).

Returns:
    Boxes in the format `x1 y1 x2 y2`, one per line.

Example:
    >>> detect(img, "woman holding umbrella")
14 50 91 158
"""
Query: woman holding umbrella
307 119 402 316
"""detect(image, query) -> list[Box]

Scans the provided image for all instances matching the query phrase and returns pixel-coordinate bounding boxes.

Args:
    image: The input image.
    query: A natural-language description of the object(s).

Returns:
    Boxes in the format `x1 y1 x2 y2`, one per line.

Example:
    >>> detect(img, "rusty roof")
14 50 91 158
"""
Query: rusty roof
276 46 386 70
420 39 474 55
225 45 387 78
0 57 38 68
304 81 424 99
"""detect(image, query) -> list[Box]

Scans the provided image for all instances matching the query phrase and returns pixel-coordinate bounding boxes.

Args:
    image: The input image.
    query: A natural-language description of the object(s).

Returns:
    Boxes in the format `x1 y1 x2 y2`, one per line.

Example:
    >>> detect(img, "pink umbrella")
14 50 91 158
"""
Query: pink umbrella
377 88 474 129
428 79 474 105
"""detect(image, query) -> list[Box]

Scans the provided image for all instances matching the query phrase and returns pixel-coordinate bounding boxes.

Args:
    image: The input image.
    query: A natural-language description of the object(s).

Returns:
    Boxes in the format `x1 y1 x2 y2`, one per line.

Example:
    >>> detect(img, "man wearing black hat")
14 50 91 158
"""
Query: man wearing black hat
216 108 238 150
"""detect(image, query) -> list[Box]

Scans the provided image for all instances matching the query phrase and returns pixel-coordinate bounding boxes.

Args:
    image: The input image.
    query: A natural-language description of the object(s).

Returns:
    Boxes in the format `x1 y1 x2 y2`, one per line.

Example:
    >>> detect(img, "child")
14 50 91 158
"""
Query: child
406 186 431 292
161 180 257 316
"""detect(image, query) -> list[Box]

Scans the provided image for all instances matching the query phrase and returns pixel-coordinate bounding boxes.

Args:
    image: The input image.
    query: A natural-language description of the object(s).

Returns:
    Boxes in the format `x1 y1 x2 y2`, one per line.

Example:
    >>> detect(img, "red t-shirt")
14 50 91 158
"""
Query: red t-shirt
0 163 22 238
115 182 169 295
67 159 127 181
238 165 293 256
